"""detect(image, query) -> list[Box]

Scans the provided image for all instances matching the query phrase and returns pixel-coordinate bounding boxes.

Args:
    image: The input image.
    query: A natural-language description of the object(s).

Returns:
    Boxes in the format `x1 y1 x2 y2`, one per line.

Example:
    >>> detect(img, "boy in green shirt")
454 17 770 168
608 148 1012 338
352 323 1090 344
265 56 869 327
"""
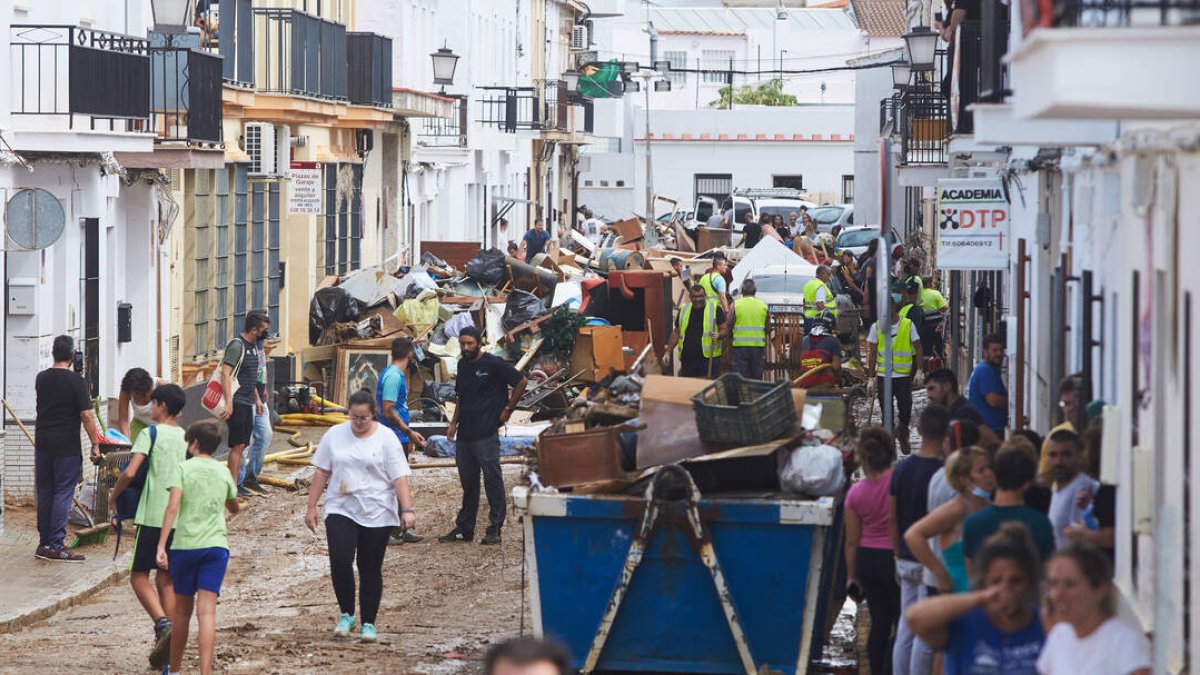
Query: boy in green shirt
157 419 239 675
108 383 188 670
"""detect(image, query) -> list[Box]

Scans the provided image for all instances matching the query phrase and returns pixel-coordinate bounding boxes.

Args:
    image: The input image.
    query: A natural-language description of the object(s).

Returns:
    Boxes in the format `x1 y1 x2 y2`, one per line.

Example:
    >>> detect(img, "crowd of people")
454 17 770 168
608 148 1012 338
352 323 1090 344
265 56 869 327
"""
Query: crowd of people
844 361 1146 674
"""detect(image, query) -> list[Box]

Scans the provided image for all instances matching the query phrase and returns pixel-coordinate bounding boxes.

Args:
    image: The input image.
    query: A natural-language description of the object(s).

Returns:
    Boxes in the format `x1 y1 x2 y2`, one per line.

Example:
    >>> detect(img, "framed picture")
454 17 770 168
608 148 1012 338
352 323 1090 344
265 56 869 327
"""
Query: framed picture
334 346 391 406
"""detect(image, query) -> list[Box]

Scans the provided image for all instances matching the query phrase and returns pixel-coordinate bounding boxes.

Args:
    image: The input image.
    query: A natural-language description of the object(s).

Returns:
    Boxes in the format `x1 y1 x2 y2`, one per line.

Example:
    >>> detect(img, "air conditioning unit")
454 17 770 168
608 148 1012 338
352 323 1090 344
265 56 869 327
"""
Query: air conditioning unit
246 122 276 176
571 23 591 50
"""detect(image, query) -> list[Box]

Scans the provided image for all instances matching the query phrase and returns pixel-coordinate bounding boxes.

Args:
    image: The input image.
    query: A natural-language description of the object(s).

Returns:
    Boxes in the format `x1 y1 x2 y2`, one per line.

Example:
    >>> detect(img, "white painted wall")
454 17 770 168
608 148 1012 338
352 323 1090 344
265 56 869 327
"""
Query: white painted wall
851 47 902 226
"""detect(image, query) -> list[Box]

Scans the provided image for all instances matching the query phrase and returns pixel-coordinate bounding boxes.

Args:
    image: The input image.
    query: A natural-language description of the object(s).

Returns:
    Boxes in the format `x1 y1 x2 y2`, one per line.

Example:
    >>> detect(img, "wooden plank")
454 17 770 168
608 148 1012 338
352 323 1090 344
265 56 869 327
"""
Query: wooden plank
420 240 483 269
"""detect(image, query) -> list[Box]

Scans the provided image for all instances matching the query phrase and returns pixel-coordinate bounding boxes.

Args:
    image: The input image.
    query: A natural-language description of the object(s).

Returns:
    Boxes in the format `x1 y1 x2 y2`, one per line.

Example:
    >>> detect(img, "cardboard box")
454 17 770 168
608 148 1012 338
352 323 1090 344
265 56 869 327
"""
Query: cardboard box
570 325 625 383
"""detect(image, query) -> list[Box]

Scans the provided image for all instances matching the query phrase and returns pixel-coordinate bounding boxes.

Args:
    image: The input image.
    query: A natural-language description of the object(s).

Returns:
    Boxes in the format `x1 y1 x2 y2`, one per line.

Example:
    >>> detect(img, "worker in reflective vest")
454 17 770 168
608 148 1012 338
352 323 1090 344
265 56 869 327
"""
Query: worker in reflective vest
796 310 842 389
697 255 730 315
897 277 926 352
866 283 924 454
802 265 836 334
664 284 728 379
729 279 769 380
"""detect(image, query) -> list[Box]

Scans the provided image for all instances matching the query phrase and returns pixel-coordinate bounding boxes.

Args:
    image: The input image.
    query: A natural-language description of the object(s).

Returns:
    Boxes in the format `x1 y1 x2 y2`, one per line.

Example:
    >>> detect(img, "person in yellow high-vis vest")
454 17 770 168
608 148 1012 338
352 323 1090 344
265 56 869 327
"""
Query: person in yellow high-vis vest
802 265 836 334
664 284 728 379
696 255 730 316
866 282 924 454
729 279 769 380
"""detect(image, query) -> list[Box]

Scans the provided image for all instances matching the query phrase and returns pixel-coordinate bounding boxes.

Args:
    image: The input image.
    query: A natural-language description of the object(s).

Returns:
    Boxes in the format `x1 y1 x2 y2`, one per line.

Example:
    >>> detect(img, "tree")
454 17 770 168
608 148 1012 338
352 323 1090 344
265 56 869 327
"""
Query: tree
709 79 799 108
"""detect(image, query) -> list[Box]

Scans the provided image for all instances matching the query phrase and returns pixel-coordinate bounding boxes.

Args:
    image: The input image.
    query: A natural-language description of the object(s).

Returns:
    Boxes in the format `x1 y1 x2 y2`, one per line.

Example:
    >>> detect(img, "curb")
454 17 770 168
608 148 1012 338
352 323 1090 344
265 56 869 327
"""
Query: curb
0 560 131 635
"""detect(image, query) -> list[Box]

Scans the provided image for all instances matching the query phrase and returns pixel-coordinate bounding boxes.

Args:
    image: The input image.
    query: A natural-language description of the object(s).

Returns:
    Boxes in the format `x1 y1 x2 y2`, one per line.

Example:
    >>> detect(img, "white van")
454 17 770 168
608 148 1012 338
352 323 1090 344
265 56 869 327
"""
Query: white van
693 188 817 232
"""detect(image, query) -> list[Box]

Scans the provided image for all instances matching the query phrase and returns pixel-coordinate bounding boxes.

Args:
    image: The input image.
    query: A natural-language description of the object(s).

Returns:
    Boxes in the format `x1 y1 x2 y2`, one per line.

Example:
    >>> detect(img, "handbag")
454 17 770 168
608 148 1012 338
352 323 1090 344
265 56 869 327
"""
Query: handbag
202 339 246 417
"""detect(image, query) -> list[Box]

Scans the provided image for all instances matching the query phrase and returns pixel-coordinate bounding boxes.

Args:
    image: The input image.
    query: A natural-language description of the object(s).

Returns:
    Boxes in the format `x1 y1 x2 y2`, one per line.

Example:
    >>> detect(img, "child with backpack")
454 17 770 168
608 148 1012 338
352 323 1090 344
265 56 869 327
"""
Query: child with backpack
156 419 239 675
107 383 189 671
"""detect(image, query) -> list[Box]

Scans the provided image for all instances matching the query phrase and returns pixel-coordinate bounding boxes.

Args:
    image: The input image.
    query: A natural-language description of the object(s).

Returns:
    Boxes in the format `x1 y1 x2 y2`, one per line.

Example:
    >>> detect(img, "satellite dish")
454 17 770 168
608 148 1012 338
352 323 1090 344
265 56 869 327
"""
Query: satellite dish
6 188 65 249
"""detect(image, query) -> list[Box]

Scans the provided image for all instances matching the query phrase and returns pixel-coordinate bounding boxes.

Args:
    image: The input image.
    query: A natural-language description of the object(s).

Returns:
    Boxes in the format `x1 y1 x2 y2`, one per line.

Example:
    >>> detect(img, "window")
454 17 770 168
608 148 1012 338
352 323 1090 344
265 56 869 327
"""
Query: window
702 50 735 84
842 174 855 203
664 50 687 86
773 175 804 191
324 163 364 276
694 173 732 202
188 164 280 359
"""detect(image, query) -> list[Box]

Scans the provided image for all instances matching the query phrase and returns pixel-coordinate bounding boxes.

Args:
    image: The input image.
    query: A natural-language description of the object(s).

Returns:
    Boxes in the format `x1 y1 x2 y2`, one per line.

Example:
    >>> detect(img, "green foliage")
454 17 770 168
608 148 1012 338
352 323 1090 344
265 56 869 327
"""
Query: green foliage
538 308 590 361
710 79 799 108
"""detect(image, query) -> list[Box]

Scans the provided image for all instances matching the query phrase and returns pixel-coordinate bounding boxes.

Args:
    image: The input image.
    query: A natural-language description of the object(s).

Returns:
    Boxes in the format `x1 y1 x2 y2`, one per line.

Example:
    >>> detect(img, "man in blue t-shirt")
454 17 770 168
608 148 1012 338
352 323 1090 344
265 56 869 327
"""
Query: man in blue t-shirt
967 333 1008 437
377 337 426 544
521 218 551 260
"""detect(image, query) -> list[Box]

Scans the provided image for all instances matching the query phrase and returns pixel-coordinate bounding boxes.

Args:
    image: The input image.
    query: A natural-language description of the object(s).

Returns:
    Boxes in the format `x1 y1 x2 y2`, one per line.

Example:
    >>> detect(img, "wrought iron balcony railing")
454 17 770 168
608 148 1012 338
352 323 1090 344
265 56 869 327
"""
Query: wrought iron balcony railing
418 95 468 148
149 37 223 144
880 93 901 135
347 32 393 108
478 86 539 132
10 25 150 132
538 79 569 132
252 8 348 101
201 0 253 87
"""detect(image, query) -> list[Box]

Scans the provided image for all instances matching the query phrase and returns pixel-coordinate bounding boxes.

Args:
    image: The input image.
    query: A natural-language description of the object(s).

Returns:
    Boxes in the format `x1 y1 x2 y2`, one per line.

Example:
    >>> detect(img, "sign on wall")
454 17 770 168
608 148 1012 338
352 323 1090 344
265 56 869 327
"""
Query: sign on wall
288 162 322 215
936 178 1010 270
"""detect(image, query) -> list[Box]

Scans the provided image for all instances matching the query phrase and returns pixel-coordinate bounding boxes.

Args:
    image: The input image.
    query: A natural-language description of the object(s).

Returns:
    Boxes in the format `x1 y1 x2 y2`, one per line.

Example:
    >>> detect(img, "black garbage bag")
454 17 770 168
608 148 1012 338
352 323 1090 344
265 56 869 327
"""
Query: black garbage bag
465 248 507 286
309 287 363 345
502 290 548 332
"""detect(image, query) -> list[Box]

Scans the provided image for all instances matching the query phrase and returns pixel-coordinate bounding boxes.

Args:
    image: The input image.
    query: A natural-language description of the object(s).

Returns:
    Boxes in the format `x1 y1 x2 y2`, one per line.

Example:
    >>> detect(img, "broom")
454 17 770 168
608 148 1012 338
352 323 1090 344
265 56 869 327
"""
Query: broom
0 399 111 547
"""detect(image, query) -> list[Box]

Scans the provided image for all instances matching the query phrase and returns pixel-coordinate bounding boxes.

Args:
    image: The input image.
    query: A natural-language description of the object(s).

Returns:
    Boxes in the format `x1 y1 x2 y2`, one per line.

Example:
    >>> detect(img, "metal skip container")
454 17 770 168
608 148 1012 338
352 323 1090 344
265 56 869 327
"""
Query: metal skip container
513 466 839 674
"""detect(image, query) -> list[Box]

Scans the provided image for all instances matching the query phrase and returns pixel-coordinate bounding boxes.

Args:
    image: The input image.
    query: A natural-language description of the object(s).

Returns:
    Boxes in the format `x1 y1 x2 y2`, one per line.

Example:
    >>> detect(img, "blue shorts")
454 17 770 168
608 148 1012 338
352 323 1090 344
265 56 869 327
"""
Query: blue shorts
168 547 230 596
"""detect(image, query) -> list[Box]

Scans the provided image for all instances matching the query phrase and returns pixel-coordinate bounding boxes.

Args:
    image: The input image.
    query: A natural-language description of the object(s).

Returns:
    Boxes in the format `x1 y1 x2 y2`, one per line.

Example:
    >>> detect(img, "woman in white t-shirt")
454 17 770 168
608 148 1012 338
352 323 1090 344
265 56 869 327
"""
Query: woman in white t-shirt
305 390 416 644
1038 538 1151 675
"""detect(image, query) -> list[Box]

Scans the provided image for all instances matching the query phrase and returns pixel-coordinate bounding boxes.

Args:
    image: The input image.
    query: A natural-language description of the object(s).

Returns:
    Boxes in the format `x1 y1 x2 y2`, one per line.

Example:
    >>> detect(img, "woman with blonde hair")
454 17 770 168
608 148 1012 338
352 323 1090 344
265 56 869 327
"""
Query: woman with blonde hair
905 447 995 594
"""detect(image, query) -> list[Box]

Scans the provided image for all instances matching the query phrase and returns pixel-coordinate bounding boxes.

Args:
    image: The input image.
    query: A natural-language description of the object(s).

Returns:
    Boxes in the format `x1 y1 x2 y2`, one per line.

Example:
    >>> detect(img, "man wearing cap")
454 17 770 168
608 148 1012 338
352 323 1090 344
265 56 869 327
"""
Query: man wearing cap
729 280 769 380
897 277 927 361
866 281 924 454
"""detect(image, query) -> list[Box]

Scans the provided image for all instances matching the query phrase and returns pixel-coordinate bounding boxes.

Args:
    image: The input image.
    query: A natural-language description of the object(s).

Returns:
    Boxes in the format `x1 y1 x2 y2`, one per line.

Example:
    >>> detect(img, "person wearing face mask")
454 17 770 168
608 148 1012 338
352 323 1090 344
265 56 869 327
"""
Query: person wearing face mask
220 310 271 486
1037 539 1151 675
906 448 996 596
907 521 1046 675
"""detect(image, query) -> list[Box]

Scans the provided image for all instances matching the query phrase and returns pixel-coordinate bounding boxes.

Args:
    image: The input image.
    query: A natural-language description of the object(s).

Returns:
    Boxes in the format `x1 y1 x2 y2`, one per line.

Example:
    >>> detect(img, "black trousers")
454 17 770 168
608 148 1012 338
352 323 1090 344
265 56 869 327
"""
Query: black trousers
731 346 765 380
325 514 393 624
858 546 900 675
678 356 720 379
455 434 506 536
876 376 913 430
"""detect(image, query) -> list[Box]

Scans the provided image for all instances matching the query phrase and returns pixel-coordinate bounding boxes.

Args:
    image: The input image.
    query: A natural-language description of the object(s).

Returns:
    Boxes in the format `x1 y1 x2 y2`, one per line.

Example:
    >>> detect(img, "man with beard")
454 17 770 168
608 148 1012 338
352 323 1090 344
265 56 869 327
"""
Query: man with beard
440 327 527 546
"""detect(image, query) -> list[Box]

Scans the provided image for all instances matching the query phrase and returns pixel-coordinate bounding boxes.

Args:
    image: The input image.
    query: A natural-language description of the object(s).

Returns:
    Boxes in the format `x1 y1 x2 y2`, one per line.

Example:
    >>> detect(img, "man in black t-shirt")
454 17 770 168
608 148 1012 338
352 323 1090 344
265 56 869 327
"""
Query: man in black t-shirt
665 285 728 378
739 212 763 249
34 335 103 562
220 311 271 492
441 326 528 545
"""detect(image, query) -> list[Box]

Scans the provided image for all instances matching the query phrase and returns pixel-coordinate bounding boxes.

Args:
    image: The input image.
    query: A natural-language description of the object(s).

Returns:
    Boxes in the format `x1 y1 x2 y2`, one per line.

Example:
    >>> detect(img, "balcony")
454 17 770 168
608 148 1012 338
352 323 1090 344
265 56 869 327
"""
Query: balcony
252 8 348 101
537 79 570 133
9 25 152 151
149 35 223 145
347 32 393 108
417 95 468 148
880 93 902 135
478 86 539 133
1008 0 1200 119
899 90 949 165
202 0 254 87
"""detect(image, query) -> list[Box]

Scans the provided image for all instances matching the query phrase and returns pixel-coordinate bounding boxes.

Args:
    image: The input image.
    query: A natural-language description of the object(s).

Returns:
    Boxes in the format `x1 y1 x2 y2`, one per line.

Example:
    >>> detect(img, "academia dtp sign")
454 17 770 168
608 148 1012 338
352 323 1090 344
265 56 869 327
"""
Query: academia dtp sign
936 178 1010 270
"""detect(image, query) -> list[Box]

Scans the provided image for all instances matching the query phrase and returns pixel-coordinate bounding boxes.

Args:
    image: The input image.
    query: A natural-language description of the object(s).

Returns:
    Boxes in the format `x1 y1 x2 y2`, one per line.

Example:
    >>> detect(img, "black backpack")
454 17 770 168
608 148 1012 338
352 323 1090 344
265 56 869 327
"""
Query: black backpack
114 425 157 523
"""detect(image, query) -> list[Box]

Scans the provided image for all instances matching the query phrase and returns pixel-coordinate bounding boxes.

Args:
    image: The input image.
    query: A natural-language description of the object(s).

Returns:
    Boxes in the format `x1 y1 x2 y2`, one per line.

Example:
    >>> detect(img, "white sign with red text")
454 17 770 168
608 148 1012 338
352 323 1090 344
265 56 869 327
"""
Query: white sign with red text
936 178 1010 270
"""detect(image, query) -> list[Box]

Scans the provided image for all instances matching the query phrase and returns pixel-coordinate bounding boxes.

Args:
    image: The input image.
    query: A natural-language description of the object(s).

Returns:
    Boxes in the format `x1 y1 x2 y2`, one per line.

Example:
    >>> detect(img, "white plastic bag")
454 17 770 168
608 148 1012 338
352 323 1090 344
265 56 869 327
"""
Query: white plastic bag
779 444 845 497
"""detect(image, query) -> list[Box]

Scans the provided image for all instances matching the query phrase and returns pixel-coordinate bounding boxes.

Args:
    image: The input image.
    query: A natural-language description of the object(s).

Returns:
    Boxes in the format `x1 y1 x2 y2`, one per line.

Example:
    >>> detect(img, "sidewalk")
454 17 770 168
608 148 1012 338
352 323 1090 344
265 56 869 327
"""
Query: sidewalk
0 522 130 634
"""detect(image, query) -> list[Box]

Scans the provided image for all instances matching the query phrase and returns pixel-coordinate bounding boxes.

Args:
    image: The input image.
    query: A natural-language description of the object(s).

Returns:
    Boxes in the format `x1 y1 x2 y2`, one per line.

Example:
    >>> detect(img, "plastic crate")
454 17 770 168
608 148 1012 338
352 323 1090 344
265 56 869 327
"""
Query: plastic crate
691 374 797 446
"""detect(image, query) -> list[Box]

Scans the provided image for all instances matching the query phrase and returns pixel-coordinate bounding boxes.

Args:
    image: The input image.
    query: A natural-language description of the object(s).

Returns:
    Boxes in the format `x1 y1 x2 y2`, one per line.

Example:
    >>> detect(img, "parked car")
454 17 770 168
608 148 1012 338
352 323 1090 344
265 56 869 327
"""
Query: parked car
693 188 817 233
808 204 854 233
836 225 899 258
743 263 819 314
657 210 694 224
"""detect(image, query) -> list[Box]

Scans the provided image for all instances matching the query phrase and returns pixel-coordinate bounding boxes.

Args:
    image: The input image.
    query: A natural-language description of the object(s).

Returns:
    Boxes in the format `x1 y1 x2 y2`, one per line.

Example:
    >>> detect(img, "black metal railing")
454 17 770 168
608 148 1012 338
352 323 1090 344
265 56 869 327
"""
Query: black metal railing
951 21 983 135
899 90 948 165
880 93 901 134
200 0 253 86
418 95 468 147
149 40 223 144
1053 0 1200 26
478 86 539 132
10 25 150 130
537 79 569 132
347 32 393 107
253 8 348 101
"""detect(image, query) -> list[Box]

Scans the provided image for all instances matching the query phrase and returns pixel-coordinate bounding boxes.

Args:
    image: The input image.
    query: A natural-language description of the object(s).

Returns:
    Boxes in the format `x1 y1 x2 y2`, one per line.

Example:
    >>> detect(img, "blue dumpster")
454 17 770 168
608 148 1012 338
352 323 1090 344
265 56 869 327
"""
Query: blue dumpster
514 466 840 674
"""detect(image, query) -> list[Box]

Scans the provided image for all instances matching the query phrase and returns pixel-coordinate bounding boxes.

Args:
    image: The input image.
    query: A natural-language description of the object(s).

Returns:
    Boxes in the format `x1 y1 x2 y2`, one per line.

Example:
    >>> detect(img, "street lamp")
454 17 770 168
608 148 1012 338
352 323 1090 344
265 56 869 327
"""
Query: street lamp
430 43 460 93
151 0 193 32
903 26 939 71
562 69 580 91
891 61 912 89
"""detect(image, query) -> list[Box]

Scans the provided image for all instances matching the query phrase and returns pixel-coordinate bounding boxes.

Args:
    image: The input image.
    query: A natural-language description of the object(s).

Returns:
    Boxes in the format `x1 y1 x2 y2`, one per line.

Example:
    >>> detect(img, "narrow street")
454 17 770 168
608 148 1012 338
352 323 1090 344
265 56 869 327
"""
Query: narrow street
0 464 528 675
